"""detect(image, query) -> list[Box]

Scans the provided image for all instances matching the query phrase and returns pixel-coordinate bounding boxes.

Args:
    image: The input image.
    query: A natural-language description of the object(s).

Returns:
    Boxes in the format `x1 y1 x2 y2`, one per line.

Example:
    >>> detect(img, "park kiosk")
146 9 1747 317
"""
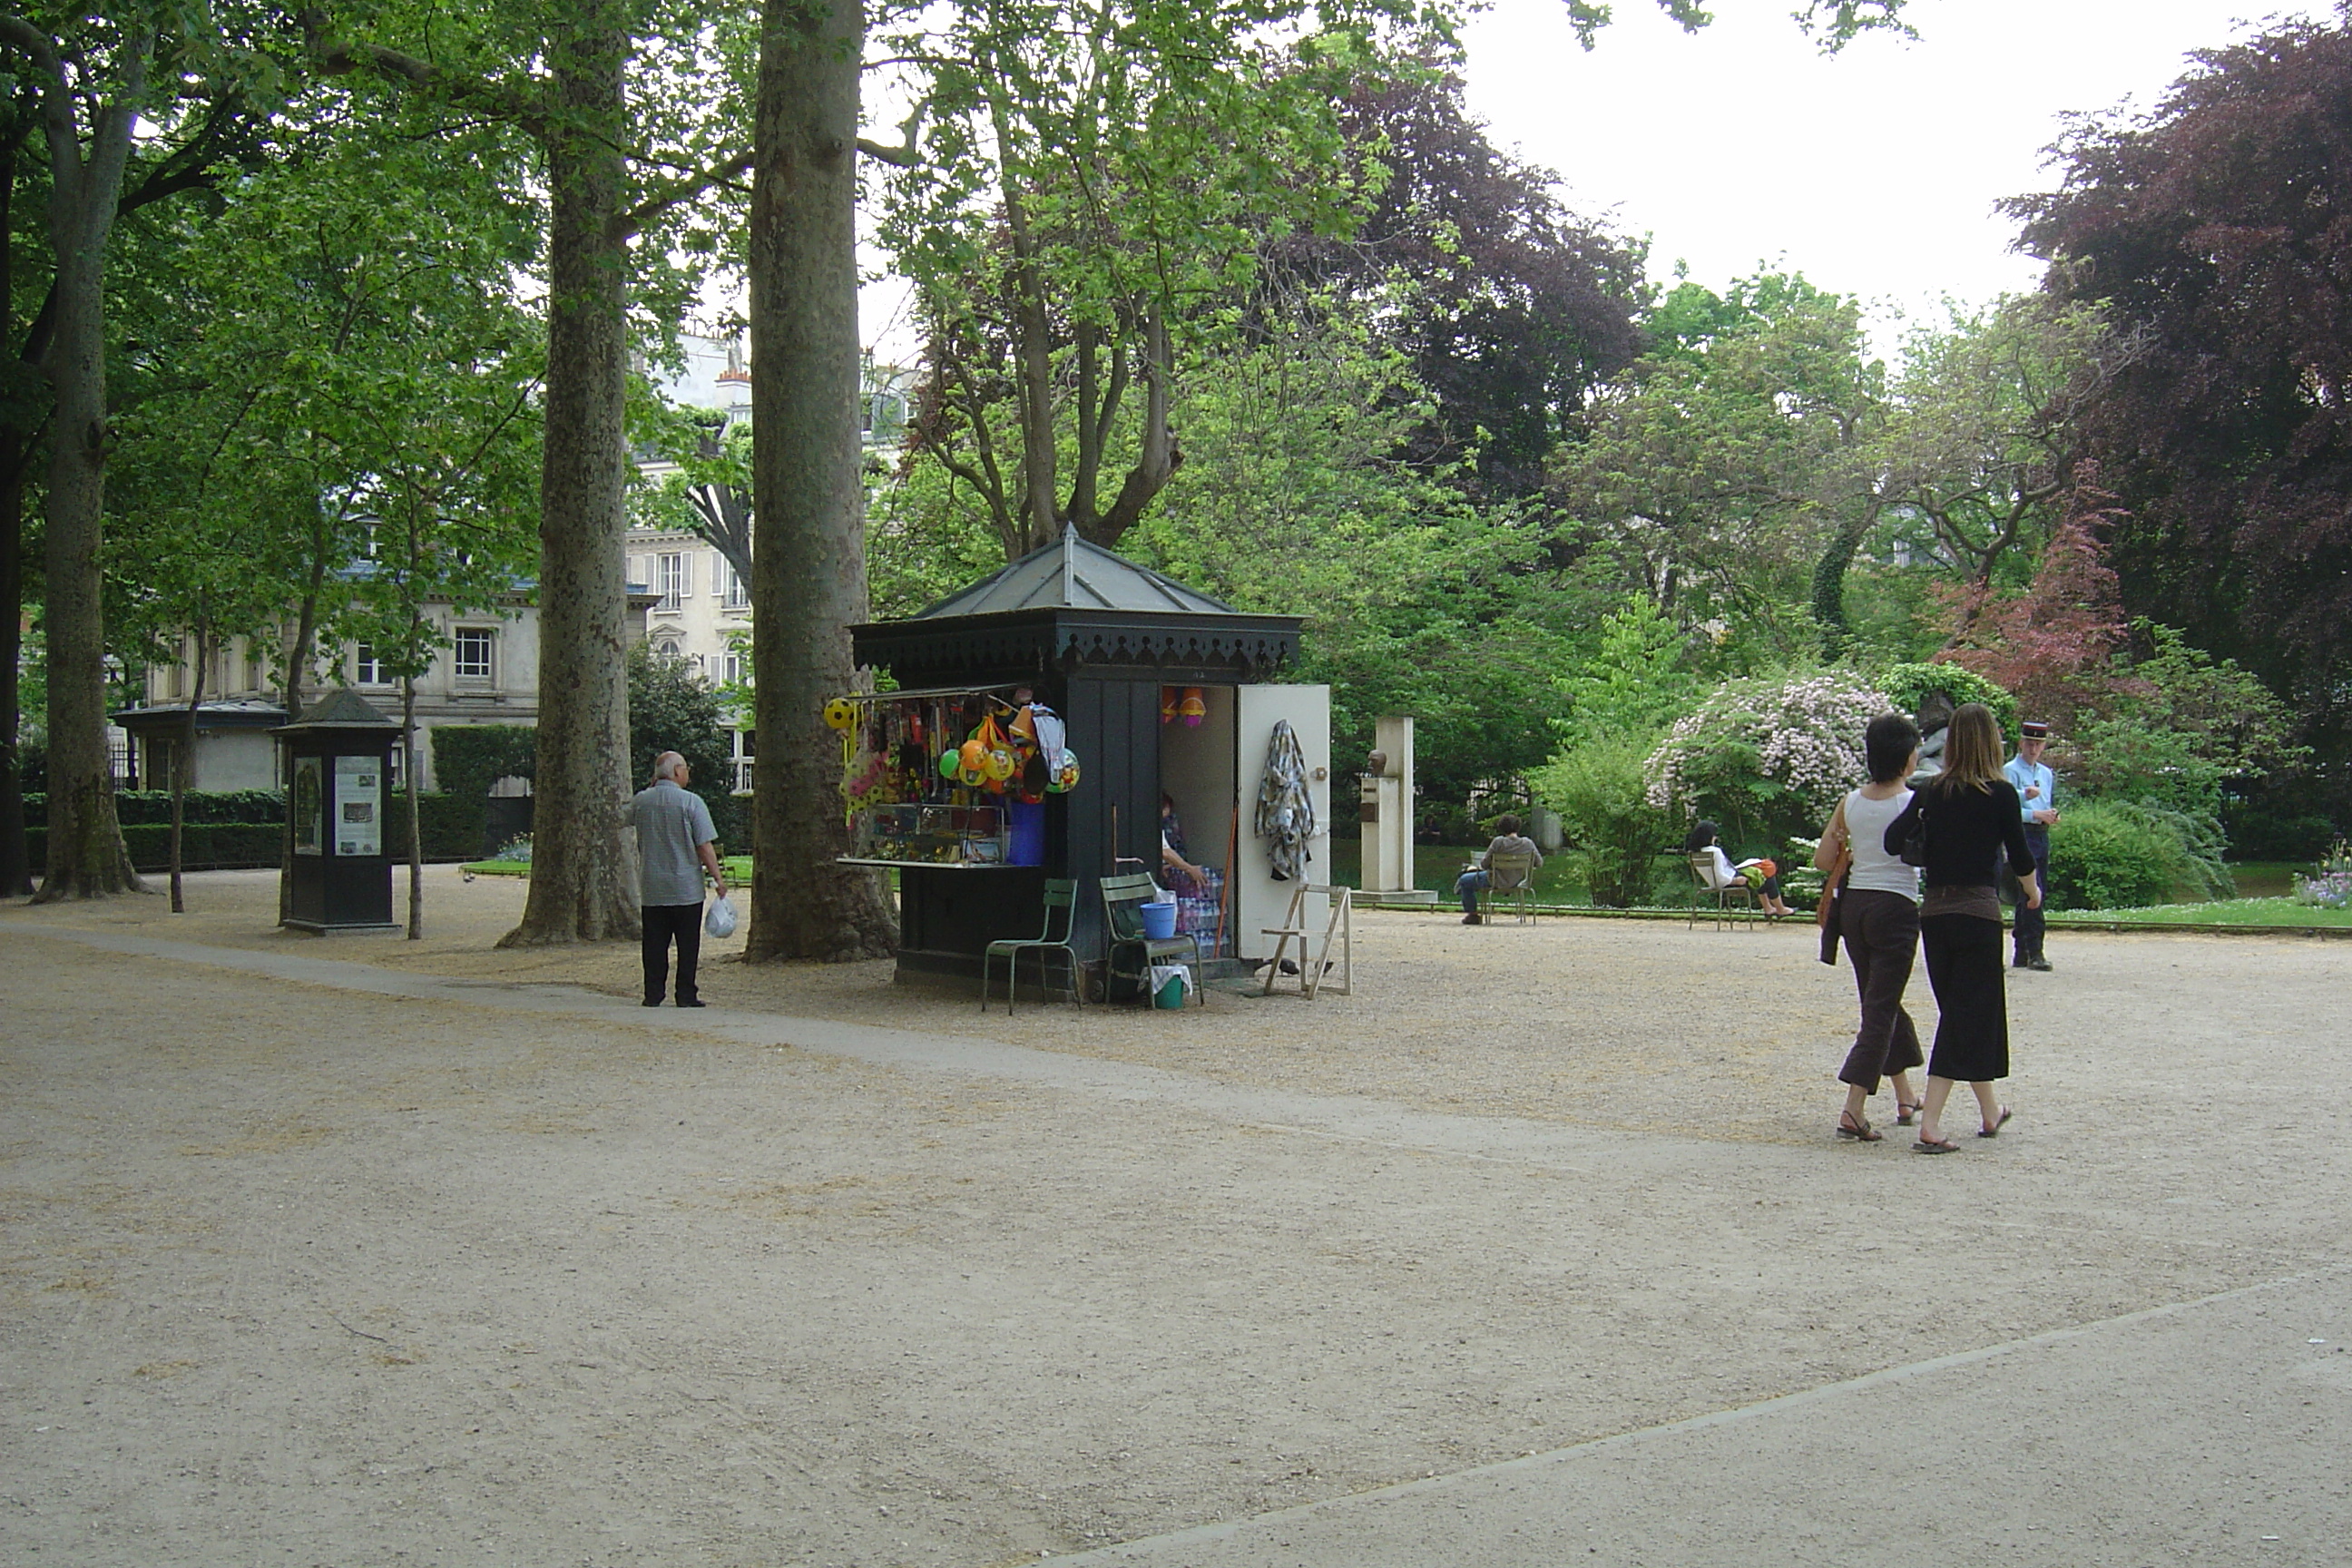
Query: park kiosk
275 689 401 934
846 526 1331 993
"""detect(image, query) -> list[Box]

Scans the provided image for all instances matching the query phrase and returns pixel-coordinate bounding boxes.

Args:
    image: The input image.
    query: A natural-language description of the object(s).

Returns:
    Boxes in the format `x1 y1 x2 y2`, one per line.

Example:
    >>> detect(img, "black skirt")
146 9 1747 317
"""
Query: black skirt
1919 912 2010 1082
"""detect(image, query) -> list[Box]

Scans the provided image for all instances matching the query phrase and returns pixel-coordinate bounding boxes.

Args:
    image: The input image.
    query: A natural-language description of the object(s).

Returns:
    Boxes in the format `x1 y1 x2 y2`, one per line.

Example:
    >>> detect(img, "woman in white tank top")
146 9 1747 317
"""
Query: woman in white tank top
1814 714 1926 1142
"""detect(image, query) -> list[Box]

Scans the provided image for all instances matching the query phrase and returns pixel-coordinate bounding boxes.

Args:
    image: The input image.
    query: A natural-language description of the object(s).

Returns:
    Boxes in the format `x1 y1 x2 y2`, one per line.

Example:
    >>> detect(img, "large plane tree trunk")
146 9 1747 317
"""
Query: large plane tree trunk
500 2 640 946
1 108 36 898
742 0 895 963
7 18 147 900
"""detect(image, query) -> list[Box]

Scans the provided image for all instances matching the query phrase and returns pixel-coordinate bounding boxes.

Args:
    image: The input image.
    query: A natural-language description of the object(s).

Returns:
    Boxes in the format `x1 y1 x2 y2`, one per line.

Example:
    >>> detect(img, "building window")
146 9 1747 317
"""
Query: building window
454 628 495 681
721 652 744 685
656 638 681 660
355 643 388 685
720 557 749 610
657 552 690 610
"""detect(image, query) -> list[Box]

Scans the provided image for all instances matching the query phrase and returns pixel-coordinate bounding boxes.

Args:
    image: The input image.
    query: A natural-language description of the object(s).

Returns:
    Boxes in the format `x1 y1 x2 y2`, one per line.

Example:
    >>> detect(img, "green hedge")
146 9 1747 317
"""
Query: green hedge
26 791 480 870
24 789 288 828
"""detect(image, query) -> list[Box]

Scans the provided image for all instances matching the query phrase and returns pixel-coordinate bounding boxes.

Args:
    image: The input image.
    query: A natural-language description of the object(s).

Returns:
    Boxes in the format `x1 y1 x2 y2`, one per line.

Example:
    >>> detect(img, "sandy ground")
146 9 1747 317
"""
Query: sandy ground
2 867 2347 1565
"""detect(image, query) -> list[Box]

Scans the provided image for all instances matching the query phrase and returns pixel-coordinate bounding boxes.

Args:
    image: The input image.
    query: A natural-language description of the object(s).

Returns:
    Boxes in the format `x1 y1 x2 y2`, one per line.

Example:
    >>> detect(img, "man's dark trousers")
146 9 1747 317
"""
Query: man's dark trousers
642 903 703 1004
2014 825 2051 962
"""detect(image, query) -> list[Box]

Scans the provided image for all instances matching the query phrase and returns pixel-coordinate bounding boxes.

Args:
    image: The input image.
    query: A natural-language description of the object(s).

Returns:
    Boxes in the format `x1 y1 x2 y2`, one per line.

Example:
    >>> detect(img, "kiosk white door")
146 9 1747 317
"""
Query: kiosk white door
1233 683 1329 961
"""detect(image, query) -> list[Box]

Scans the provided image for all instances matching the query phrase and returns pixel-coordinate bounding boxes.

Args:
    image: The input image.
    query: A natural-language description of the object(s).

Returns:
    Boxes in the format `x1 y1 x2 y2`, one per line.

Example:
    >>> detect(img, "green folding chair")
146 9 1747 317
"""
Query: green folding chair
981 878 1083 1014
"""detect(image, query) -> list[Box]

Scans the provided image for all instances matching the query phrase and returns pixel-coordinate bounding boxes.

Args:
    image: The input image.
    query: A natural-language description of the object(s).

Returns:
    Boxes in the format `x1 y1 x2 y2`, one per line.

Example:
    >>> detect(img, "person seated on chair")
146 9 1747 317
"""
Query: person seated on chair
1455 814 1543 925
1685 819 1792 916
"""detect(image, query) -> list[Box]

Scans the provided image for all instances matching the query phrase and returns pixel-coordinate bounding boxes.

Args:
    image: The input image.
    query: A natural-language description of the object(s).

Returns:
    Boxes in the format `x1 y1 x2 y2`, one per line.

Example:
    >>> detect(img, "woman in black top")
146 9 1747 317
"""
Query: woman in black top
1884 703 2042 1153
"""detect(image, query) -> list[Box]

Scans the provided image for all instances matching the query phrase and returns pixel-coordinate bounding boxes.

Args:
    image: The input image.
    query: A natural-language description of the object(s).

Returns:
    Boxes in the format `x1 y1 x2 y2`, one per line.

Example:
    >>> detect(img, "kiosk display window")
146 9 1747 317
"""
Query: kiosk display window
334 755 383 857
292 756 324 856
828 686 1073 871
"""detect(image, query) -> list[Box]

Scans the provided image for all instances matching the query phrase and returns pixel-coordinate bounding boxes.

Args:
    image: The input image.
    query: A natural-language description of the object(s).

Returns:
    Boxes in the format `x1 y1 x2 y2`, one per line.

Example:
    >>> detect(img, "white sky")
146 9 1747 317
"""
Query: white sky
1456 0 2320 342
858 0 2326 361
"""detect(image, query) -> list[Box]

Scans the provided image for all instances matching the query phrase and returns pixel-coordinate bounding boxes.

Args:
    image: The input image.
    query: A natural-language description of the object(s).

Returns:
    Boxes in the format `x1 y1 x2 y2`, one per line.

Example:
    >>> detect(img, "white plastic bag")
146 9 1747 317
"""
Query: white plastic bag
703 892 738 938
1147 962 1194 1000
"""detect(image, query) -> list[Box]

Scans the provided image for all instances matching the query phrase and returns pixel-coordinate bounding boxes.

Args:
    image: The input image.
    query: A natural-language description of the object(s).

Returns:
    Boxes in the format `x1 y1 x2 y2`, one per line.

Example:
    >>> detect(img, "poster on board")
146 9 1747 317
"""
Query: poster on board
292 756 323 856
335 755 382 858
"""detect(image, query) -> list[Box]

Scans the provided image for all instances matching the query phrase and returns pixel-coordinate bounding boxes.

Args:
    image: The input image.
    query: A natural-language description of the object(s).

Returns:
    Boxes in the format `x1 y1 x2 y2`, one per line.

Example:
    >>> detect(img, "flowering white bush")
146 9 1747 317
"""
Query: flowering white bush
1644 671 1897 844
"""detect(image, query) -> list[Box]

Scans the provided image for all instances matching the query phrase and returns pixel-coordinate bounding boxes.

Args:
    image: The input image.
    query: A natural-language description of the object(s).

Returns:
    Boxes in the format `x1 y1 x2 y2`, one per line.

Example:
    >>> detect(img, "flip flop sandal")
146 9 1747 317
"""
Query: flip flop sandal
1837 1116 1882 1142
1912 1136 1961 1154
1896 1102 1922 1126
1977 1106 2014 1138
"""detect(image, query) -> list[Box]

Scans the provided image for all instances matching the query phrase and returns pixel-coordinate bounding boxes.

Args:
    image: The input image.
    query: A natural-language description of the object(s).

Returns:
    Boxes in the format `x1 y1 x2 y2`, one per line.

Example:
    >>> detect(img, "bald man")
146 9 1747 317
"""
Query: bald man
630 751 726 1006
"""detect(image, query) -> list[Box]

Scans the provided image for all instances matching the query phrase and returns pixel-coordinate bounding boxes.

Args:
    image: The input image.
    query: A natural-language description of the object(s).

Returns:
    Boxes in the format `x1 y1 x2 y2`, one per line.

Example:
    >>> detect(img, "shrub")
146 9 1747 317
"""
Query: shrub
24 789 286 828
1534 732 1674 907
2044 799 2232 909
1873 662 2019 739
1643 670 1895 852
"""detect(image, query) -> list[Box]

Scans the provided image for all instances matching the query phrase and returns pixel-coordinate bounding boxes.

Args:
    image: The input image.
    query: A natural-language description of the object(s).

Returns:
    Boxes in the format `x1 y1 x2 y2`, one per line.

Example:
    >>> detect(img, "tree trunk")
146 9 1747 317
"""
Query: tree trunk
500 3 641 946
403 670 423 939
171 628 208 912
744 0 896 964
1 110 34 897
1810 503 1880 662
26 31 146 902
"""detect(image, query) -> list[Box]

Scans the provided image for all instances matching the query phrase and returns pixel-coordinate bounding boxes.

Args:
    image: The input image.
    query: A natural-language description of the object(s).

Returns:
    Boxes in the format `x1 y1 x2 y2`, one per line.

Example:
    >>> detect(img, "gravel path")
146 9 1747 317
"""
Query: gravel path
2 868 2345 1565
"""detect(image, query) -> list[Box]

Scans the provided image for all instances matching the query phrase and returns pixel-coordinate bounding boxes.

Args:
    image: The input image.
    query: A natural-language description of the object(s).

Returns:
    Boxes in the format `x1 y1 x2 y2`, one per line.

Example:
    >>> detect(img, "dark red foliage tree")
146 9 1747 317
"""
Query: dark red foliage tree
1267 70 1647 498
2009 13 2352 754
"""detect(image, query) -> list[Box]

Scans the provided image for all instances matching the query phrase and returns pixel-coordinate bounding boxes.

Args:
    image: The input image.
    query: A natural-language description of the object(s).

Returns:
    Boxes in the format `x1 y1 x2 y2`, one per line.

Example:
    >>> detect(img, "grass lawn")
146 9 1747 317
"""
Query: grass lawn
2048 897 2352 928
459 853 761 883
458 844 2343 929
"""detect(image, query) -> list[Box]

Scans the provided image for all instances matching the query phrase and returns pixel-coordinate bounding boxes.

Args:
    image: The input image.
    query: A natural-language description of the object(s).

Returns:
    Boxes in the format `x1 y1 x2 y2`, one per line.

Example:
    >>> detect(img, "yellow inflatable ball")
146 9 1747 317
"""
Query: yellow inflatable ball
981 745 1016 782
958 762 988 789
822 698 857 730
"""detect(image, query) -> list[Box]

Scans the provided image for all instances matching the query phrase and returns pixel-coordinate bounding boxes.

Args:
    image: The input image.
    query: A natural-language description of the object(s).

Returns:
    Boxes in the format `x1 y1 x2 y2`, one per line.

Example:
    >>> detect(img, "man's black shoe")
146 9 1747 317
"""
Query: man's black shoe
642 998 663 1007
678 997 708 1006
2025 956 2053 972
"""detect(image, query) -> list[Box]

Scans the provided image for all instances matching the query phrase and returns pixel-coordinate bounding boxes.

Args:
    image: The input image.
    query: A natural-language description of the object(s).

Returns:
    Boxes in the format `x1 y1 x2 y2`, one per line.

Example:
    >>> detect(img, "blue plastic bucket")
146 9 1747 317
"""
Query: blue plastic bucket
1140 899 1178 940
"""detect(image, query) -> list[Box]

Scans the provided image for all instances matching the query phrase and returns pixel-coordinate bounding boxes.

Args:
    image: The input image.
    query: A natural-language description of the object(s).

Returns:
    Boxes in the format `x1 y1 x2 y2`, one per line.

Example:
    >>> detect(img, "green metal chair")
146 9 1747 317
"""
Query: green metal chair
1099 872 1201 1006
981 878 1083 1014
1477 848 1538 925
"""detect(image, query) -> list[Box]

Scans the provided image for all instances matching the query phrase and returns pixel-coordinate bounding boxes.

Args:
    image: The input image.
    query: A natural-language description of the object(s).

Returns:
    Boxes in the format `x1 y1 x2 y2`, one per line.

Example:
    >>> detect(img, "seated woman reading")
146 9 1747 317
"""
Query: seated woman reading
1685 819 1792 916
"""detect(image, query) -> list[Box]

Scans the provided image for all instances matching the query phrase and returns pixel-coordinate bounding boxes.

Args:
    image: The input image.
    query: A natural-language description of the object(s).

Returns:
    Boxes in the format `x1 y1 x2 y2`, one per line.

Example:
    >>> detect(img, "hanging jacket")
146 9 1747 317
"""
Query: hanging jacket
1255 719 1316 881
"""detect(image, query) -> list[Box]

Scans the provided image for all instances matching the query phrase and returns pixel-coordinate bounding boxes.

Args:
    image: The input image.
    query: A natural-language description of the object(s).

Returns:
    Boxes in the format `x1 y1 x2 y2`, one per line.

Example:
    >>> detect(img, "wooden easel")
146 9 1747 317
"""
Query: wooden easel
1259 883 1352 999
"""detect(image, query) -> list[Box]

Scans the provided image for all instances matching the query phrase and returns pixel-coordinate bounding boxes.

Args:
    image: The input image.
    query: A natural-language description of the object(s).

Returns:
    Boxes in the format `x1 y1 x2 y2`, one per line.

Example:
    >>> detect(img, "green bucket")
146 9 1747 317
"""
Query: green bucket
1152 971 1187 1009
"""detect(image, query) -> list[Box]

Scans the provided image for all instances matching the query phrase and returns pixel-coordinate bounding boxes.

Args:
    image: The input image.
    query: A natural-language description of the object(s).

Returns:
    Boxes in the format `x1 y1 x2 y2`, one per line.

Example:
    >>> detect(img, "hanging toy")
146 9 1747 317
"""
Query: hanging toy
978 714 1016 785
1161 686 1180 724
1047 748 1081 793
1180 687 1206 727
823 697 857 730
958 737 987 774
938 748 962 780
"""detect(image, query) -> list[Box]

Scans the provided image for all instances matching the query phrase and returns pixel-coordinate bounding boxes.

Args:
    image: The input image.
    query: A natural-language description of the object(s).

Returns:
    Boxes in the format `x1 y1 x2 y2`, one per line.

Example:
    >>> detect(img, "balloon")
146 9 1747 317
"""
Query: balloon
938 749 961 779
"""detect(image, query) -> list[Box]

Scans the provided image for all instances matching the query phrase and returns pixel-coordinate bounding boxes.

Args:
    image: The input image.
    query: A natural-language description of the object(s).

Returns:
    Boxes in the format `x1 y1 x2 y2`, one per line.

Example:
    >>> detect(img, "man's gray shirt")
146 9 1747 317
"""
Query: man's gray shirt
631 779 716 906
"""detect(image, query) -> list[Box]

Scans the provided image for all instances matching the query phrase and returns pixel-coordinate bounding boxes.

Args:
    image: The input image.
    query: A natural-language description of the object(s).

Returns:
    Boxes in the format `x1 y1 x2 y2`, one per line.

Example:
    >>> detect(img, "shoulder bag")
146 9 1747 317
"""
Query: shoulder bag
1899 798 1931 868
1815 819 1852 967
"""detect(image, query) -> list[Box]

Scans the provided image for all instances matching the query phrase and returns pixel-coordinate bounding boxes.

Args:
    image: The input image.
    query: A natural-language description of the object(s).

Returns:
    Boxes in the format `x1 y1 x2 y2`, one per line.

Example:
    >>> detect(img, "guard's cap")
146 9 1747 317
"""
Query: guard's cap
2021 720 2050 740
